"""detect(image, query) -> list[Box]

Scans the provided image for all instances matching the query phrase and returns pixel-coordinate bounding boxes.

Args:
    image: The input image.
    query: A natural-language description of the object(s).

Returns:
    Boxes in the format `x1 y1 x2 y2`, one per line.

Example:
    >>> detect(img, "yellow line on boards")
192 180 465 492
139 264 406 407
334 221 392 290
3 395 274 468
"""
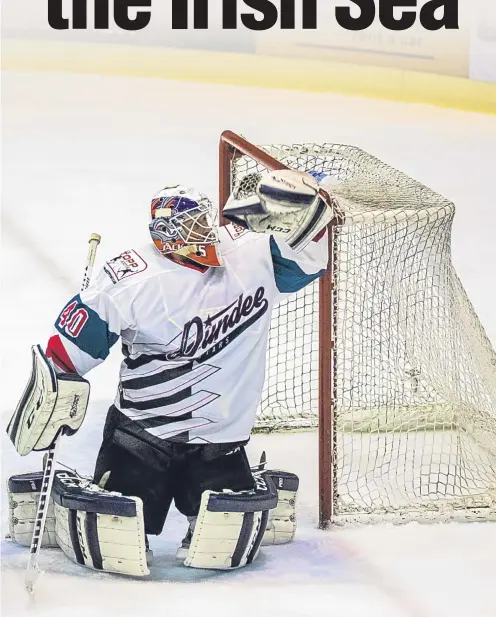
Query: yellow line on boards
3 39 496 115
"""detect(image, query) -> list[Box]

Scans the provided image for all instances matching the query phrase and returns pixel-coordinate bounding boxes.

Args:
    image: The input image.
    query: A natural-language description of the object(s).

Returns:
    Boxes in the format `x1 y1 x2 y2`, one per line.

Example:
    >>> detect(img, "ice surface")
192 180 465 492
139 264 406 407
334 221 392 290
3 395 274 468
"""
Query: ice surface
2 71 496 616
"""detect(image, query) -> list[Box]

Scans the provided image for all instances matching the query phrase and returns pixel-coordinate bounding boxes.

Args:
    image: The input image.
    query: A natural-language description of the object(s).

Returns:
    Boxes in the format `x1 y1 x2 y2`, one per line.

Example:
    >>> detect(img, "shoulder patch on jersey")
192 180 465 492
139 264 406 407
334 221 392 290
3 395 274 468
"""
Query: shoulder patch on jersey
226 222 249 241
104 250 148 284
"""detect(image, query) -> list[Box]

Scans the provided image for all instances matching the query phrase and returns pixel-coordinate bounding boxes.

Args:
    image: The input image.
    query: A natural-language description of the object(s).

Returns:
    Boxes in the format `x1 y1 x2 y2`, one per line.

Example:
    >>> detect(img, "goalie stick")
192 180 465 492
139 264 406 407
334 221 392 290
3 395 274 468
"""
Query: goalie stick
25 233 101 596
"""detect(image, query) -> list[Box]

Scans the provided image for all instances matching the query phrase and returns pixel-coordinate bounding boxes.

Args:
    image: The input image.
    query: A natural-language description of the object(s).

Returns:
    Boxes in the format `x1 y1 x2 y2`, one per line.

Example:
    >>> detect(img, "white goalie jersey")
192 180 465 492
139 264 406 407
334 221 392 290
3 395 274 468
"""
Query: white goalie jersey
46 224 328 444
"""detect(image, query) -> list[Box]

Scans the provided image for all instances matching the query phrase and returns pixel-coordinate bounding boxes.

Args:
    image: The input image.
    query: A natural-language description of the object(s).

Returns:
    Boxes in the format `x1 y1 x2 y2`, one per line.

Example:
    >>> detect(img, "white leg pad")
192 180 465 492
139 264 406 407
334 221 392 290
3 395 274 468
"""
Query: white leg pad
184 472 278 570
7 470 149 577
185 509 267 570
54 504 149 576
262 471 299 546
52 471 149 577
7 472 58 547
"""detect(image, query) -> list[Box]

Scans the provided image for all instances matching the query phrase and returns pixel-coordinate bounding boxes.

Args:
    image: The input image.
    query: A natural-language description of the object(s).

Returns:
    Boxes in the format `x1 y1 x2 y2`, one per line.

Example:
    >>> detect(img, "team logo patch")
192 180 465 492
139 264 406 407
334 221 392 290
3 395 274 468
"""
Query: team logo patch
226 222 249 241
104 250 147 284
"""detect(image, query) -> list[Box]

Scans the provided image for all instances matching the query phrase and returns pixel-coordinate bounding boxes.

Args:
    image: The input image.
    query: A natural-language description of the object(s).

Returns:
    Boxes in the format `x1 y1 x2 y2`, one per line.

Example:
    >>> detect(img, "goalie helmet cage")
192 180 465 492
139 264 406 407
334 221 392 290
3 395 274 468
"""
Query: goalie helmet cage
218 130 496 529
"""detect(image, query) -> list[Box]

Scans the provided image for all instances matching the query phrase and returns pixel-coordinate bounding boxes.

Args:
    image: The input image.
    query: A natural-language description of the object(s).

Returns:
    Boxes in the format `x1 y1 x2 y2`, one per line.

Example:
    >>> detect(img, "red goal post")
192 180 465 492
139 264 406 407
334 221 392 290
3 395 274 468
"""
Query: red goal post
219 130 336 528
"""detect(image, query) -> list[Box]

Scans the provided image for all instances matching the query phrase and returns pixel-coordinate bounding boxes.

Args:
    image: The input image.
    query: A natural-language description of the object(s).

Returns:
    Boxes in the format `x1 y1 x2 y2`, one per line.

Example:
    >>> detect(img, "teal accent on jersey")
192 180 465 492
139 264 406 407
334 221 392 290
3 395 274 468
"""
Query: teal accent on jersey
270 237 325 293
54 294 119 361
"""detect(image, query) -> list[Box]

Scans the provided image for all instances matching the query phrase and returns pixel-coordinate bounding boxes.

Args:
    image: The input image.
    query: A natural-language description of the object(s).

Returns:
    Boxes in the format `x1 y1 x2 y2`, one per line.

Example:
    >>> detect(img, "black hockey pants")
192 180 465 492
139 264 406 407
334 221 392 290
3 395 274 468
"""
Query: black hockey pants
93 406 255 535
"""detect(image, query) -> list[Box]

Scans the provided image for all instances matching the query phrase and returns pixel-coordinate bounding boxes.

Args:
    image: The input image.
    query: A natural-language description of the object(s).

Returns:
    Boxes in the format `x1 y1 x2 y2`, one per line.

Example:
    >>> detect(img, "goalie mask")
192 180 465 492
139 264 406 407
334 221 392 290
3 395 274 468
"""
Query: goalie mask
149 185 223 268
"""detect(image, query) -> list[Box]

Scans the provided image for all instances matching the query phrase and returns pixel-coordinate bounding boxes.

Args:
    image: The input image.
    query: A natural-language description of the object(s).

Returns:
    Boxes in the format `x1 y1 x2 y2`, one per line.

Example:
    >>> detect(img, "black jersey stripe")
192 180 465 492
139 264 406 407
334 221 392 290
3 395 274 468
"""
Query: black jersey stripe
119 387 192 411
125 411 193 430
121 362 194 390
123 350 182 370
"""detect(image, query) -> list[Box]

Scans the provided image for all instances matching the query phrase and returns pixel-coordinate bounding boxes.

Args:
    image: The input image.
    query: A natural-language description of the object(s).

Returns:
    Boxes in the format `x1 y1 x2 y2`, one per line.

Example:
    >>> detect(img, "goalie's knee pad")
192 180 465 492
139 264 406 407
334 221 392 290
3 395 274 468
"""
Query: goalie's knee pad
52 471 149 577
261 471 299 546
183 471 278 570
7 471 58 547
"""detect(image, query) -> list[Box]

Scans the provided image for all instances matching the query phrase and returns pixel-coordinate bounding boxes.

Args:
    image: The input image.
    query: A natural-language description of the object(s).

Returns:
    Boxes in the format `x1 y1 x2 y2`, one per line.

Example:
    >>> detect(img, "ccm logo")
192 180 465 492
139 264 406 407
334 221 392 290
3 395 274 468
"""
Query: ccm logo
267 225 291 233
254 475 268 493
56 472 80 488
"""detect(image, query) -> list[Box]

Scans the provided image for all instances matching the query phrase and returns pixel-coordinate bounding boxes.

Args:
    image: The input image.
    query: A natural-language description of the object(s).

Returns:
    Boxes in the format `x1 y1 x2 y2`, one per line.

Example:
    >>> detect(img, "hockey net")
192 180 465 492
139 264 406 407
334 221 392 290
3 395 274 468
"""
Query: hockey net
219 131 496 526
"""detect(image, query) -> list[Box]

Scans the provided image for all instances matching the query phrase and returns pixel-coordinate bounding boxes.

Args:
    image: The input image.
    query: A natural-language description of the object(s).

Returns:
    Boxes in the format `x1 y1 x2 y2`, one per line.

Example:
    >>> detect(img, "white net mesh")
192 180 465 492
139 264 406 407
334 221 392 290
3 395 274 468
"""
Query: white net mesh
230 143 496 523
